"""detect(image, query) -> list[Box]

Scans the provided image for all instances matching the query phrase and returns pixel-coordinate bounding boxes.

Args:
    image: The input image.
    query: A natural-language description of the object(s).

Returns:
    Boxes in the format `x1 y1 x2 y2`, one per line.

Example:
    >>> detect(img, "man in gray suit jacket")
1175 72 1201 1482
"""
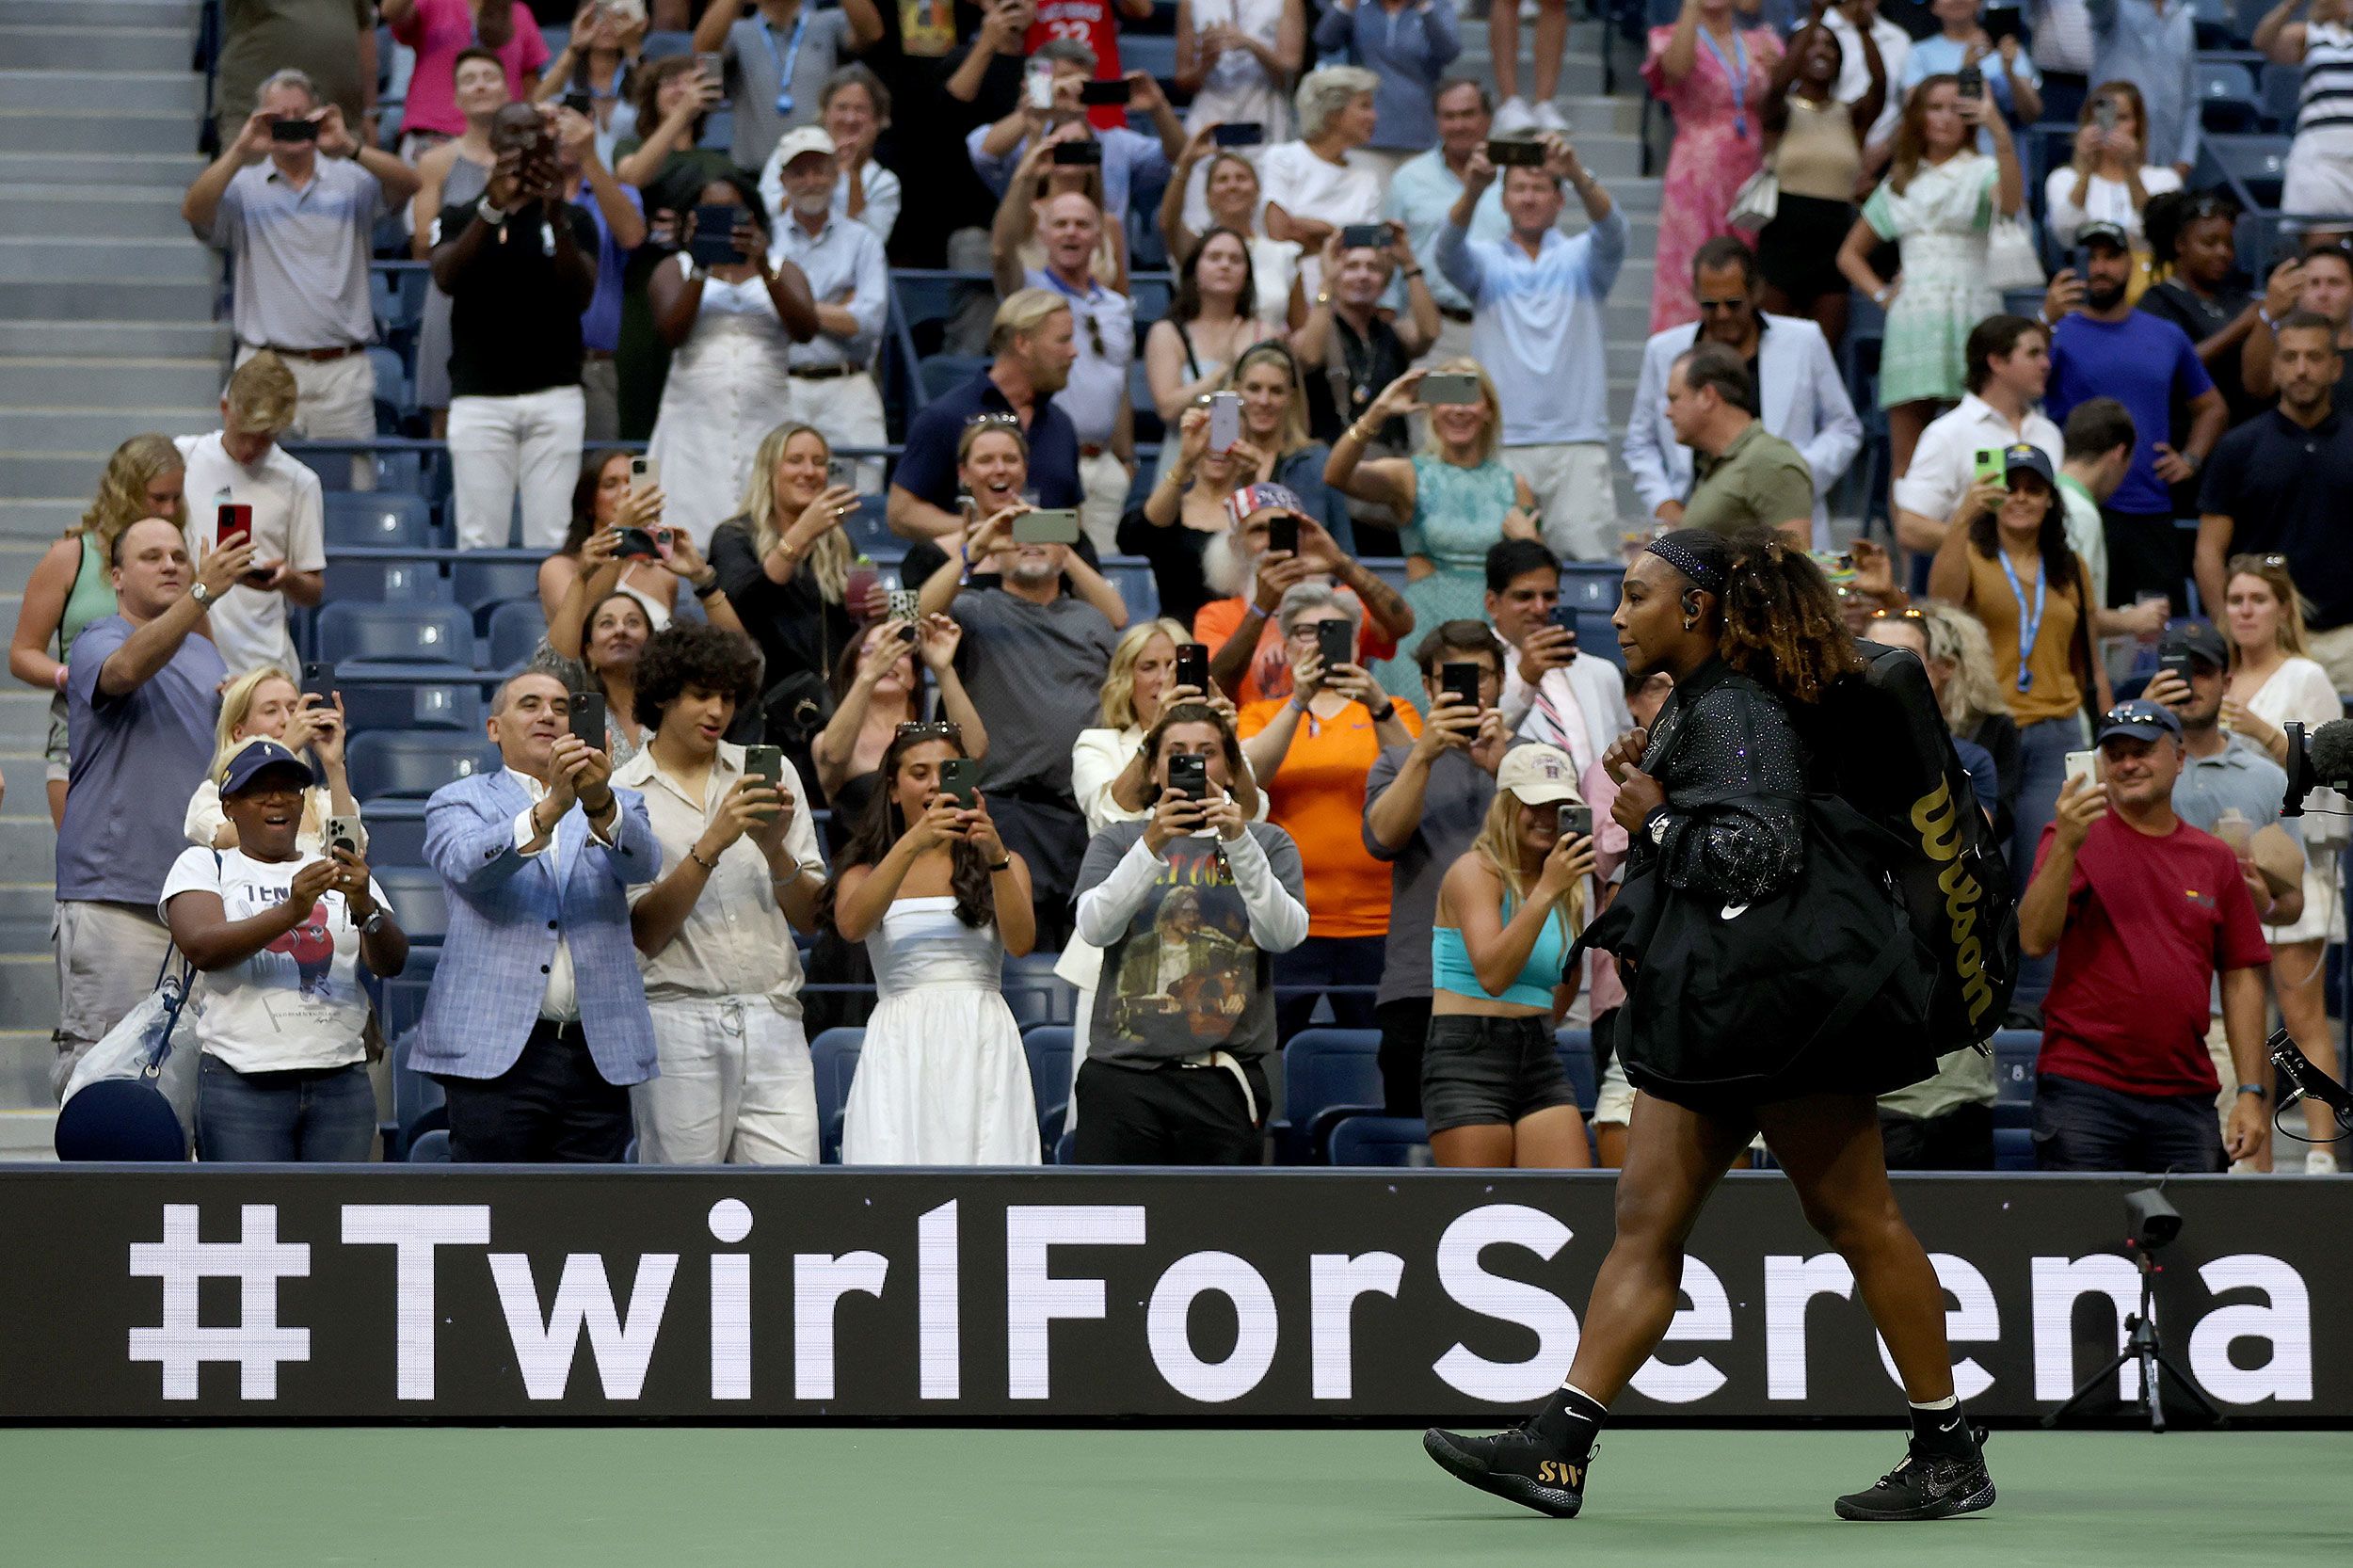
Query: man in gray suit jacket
408 669 662 1161
1622 236 1863 549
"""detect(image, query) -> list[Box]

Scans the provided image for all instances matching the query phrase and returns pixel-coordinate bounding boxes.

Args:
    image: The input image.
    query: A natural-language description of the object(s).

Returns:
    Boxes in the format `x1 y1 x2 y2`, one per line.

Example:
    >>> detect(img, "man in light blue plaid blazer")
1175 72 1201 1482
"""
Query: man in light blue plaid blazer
407 671 661 1160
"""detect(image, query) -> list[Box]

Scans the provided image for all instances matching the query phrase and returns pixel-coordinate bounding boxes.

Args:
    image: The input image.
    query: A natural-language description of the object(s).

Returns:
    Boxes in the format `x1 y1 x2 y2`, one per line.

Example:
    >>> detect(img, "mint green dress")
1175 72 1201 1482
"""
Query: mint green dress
1374 453 1517 702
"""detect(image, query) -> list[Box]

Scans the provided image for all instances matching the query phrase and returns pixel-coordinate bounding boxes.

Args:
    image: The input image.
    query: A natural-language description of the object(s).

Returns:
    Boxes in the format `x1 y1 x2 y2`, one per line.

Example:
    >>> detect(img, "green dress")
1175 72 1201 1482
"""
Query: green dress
1861 151 2003 409
1374 453 1517 702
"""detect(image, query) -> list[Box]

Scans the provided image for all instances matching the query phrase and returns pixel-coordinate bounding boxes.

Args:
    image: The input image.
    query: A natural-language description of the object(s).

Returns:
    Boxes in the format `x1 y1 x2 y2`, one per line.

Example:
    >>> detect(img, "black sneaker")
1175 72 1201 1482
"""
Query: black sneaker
1421 1419 1591 1518
1833 1427 1994 1521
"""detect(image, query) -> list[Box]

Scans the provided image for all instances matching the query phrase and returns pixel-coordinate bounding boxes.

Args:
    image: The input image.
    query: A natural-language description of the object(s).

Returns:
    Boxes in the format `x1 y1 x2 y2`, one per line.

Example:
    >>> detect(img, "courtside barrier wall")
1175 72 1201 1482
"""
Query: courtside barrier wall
3 1169 2339 1423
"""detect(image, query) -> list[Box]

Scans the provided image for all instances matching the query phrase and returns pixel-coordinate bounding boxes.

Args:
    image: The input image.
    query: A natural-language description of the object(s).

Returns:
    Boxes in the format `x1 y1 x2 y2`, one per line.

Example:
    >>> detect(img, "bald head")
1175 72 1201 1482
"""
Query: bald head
1039 191 1103 277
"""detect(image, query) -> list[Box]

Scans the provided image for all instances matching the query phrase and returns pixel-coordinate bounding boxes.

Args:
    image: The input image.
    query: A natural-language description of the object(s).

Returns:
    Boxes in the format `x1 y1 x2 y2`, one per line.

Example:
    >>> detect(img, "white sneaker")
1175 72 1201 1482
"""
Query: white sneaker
2307 1148 2340 1175
1494 97 1537 136
1532 100 1572 134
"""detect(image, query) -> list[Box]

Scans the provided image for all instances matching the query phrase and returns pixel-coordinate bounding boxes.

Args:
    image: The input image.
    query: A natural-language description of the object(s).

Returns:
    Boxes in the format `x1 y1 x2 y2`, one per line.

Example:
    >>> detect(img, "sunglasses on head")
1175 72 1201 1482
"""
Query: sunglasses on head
1869 606 1927 622
896 720 963 740
965 411 1020 431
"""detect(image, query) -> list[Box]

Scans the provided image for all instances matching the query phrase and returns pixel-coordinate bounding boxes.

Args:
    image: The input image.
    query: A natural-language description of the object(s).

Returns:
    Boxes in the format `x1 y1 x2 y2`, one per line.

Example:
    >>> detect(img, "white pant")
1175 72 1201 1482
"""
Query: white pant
783 371 889 493
2309 623 2353 696
1502 440 1619 564
632 994 818 1165
1078 448 1132 556
446 385 585 551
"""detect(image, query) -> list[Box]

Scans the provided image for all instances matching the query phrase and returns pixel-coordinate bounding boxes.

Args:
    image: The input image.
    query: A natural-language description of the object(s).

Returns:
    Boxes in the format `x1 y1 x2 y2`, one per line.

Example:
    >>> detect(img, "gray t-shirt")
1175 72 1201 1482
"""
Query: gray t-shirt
1077 820 1305 1065
1361 744 1500 1008
952 586 1116 796
59 616 227 905
725 8 851 172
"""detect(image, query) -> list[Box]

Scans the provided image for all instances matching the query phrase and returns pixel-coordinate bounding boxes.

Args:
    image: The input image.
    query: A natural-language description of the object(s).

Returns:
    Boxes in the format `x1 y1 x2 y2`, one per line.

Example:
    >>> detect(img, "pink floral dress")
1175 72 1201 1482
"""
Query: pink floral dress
1641 23 1782 332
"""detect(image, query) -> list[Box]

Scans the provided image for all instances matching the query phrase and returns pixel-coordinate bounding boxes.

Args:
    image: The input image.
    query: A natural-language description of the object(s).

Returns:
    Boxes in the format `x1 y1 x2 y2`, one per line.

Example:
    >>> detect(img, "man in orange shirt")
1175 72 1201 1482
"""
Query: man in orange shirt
1195 484 1416 703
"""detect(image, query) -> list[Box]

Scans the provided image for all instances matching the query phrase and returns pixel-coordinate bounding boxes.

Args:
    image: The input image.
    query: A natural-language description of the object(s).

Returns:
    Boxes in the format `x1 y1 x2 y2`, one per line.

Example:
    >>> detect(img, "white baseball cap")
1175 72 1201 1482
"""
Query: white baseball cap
1494 744 1582 806
772 126 838 168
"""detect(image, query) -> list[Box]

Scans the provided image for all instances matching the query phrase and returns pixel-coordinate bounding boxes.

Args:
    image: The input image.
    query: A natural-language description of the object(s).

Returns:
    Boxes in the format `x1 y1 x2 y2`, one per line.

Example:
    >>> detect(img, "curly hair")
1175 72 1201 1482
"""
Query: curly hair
1136 701 1245 808
1709 528 1864 704
76 433 185 549
632 623 762 731
823 727 998 930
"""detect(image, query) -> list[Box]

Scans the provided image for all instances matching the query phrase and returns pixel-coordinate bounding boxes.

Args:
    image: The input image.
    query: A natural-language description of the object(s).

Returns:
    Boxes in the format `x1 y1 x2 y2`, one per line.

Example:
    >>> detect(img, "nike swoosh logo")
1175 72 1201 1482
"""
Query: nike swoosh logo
1937 1416 1961 1433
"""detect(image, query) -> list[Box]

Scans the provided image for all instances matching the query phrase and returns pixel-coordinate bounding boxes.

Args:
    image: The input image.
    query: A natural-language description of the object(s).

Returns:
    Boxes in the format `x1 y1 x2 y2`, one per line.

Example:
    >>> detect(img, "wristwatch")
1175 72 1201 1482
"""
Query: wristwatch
189 581 213 606
360 908 387 936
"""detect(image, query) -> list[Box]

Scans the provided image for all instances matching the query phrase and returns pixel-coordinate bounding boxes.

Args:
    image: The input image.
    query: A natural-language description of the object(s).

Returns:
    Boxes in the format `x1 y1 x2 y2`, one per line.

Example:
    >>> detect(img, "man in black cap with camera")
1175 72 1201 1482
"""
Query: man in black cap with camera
2044 220 2227 610
2018 696 2272 1172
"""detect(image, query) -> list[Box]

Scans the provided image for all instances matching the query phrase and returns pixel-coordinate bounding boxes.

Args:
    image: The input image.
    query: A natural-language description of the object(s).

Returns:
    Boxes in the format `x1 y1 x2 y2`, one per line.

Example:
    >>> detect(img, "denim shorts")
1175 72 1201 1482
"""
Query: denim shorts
1420 1013 1577 1134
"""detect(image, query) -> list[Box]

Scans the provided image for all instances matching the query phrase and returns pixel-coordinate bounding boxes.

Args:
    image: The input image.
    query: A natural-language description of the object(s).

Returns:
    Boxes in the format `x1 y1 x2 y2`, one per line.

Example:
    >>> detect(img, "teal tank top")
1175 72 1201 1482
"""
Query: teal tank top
58 533 116 657
1431 892 1571 1008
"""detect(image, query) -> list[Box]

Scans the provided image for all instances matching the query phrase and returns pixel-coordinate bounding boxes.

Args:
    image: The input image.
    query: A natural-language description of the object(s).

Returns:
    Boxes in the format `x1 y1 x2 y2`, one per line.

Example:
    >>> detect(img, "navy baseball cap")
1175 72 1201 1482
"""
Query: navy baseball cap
2097 699 2185 745
2164 620 2230 669
219 739 314 796
2003 442 2056 486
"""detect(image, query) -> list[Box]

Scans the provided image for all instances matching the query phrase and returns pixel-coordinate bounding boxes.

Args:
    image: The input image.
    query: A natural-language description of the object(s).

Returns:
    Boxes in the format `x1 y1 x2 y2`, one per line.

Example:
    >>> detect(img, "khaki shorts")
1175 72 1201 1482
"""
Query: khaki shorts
52 899 173 1100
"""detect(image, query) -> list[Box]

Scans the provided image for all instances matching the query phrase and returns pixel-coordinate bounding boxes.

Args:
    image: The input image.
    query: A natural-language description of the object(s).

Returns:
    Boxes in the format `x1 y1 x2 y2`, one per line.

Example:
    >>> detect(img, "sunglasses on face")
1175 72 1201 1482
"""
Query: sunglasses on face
1695 297 1750 313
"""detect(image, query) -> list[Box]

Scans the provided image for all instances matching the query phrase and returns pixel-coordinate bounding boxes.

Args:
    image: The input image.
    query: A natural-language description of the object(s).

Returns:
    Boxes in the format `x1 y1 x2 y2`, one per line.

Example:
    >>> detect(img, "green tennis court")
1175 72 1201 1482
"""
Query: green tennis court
3 1427 2345 1565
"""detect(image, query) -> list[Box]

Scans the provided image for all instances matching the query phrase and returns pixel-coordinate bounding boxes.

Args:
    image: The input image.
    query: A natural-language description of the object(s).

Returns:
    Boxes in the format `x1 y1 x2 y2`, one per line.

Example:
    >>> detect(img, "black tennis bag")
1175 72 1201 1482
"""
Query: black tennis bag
1810 642 2021 1054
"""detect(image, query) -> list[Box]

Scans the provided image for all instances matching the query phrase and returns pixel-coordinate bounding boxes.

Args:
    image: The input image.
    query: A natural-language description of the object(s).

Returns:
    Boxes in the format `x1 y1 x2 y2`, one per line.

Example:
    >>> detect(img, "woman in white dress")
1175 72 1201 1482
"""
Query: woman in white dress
2256 0 2353 221
645 174 821 543
2219 552 2346 1171
830 724 1041 1164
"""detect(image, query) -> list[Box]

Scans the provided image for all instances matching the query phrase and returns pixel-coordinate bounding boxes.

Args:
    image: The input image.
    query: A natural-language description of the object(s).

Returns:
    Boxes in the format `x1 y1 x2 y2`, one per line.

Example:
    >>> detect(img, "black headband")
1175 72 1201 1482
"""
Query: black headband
1645 536 1727 597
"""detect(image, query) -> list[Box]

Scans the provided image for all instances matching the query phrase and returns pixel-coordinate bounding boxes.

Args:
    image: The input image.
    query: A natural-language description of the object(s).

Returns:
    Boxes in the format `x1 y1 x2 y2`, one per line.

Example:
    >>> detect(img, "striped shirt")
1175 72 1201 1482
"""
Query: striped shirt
2300 21 2353 136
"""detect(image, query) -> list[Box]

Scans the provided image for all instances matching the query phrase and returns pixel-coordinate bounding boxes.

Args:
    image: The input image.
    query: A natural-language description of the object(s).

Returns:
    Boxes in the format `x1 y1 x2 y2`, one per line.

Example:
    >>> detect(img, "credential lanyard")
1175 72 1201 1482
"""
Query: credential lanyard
1700 25 1751 138
1998 550 2046 693
760 8 809 119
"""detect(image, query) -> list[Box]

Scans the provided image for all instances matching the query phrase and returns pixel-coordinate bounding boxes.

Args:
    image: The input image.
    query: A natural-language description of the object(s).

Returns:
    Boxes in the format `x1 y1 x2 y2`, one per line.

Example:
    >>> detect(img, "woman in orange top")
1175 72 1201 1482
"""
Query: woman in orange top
1239 582 1420 1037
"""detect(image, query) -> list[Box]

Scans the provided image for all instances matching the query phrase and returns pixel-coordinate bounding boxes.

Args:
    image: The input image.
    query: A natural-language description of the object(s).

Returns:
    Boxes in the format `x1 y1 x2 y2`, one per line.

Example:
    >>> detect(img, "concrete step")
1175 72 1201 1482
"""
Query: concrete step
6 406 216 452
8 500 85 536
0 356 224 407
0 278 217 323
0 319 228 360
0 150 205 188
0 23 193 72
0 105 204 156
0 456 122 503
0 1106 60 1160
0 184 204 241
0 542 57 599
1452 48 1613 99
0 68 200 113
0 236 213 284
0 0 197 25
0 955 60 1032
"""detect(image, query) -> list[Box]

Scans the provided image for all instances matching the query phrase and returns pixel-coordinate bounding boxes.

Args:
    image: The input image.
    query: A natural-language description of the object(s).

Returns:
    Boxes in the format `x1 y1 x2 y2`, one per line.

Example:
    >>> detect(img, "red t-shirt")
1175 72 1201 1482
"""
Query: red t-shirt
1028 0 1128 130
2035 813 2270 1099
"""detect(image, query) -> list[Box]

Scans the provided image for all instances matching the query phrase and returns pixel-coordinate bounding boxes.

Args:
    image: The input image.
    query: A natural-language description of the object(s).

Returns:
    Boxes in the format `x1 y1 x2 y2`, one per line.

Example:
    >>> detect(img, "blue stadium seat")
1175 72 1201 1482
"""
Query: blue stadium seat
1279 1027 1384 1161
2264 60 2302 131
452 552 546 616
811 1026 864 1163
370 262 430 332
322 555 449 605
408 1128 452 1161
375 864 449 942
1121 33 1177 82
1097 553 1160 619
1555 1028 1597 1112
1577 610 1625 669
324 490 433 549
340 678 483 734
1003 950 1074 1029
642 28 692 57
308 447 426 496
840 494 900 559
319 602 475 668
1993 1126 2035 1171
359 799 432 868
366 345 413 432
920 354 989 403
1992 1028 2039 1102
2204 133 2291 211
1328 1114 1432 1167
701 105 734 151
1558 562 1624 614
1024 1025 1075 1148
2198 58 2263 134
486 599 549 671
345 729 497 802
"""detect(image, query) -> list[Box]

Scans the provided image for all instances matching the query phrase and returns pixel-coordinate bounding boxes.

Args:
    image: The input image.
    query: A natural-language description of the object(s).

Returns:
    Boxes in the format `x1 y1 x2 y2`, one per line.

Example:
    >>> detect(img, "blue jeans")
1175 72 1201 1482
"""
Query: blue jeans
2010 713 2086 1011
197 1056 376 1162
2032 1071 2224 1174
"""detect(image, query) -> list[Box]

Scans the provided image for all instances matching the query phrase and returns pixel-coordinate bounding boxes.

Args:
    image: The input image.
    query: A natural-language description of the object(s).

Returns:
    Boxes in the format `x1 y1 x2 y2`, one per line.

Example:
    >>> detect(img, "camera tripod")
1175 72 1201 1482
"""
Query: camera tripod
2041 1241 2225 1434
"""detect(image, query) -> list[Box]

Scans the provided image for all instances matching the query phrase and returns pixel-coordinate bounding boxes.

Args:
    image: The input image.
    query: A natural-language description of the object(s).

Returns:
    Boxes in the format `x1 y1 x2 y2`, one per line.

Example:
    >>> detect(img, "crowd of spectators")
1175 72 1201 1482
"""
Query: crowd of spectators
22 0 2353 1179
